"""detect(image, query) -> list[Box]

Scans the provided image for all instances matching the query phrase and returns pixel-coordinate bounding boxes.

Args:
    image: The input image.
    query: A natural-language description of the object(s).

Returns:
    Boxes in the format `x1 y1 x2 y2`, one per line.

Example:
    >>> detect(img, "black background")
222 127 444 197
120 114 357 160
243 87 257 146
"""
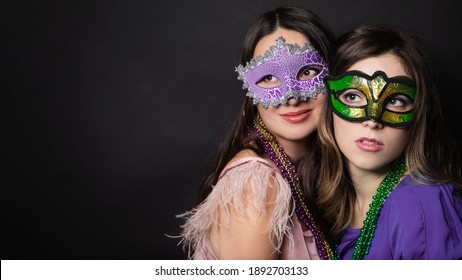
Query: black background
4 0 461 259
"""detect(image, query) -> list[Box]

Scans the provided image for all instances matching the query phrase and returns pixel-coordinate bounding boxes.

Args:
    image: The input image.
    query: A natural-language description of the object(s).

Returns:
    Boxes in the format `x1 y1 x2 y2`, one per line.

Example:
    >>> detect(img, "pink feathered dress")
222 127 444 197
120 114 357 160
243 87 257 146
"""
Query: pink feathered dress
179 157 320 260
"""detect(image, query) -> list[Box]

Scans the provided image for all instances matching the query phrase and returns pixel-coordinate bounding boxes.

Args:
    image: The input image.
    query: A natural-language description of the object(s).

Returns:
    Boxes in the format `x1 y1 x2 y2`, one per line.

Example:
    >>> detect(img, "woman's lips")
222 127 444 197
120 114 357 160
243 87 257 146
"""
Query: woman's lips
281 109 312 123
355 137 384 152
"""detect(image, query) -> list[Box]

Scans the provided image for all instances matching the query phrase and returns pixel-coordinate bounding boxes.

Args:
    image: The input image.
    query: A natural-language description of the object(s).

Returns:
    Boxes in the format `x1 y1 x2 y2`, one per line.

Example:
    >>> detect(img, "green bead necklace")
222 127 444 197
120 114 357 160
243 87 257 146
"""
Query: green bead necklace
352 157 408 260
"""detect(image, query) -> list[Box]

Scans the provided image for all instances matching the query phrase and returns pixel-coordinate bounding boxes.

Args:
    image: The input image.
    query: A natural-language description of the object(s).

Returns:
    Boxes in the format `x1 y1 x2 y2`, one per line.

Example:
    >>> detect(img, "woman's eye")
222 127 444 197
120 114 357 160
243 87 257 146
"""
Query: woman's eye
263 75 278 82
386 94 414 112
256 75 281 88
338 90 367 106
298 66 321 81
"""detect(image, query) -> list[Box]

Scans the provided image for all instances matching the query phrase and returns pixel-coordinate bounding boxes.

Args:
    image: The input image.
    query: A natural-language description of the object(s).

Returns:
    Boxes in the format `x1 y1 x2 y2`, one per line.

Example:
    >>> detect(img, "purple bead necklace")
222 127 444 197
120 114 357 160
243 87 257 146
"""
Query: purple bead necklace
253 115 336 260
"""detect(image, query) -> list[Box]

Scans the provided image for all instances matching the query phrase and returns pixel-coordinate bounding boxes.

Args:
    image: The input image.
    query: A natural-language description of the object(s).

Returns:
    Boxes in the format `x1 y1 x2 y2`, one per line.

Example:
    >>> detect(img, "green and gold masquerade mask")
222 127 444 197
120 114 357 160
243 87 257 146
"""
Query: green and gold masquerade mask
324 70 416 128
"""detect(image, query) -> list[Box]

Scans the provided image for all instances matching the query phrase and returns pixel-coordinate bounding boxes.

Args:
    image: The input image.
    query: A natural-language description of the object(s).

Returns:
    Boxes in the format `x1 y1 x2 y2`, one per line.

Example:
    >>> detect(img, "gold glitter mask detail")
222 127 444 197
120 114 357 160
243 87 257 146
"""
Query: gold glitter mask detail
325 70 417 128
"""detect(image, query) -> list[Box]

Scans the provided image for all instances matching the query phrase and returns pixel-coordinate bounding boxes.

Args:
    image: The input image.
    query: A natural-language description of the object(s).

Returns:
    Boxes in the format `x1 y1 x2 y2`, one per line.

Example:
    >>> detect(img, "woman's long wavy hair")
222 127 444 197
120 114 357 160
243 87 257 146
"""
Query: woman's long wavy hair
300 24 462 241
196 6 335 204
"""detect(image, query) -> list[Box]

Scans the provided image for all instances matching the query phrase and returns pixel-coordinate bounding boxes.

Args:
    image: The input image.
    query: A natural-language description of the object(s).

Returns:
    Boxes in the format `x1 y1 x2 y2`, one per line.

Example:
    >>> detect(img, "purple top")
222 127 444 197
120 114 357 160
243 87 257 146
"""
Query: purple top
337 175 462 259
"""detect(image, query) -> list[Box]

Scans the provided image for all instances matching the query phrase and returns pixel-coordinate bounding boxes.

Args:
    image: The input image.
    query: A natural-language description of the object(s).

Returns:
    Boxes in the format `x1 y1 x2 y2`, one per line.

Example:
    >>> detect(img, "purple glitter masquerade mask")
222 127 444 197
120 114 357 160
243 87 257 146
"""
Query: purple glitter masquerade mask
236 37 328 108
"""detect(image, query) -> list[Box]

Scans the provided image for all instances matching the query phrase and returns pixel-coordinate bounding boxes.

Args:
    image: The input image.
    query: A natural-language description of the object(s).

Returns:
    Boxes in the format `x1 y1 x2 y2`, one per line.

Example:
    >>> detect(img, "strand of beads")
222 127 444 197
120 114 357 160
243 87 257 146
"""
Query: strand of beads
254 115 337 260
352 157 407 259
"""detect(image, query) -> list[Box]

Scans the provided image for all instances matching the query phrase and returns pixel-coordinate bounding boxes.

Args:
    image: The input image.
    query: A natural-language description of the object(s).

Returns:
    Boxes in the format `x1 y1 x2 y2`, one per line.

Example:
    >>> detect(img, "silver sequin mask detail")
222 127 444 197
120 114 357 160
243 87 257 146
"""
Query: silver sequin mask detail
235 37 328 108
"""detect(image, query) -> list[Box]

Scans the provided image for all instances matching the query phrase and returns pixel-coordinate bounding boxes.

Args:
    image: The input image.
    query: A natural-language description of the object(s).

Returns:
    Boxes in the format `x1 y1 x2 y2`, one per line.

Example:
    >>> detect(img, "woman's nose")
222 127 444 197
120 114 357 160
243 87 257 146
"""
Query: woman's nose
287 97 301 106
362 119 384 129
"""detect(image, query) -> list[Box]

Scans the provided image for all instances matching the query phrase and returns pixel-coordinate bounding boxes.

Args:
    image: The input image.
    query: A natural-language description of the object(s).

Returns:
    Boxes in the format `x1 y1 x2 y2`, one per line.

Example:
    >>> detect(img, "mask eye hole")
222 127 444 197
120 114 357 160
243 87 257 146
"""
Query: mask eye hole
297 66 322 81
385 93 414 112
337 89 367 107
256 75 281 88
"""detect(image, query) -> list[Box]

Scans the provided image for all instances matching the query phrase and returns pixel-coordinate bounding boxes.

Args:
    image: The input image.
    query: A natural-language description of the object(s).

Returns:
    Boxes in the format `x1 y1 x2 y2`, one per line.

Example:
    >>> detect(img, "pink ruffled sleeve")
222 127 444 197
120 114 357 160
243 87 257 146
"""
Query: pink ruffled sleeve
178 157 293 259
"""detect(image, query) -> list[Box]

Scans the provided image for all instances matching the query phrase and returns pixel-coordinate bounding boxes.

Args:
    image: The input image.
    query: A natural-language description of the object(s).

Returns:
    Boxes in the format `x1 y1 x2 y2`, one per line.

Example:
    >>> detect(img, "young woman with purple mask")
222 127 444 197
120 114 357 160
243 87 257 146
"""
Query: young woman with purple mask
177 7 336 260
